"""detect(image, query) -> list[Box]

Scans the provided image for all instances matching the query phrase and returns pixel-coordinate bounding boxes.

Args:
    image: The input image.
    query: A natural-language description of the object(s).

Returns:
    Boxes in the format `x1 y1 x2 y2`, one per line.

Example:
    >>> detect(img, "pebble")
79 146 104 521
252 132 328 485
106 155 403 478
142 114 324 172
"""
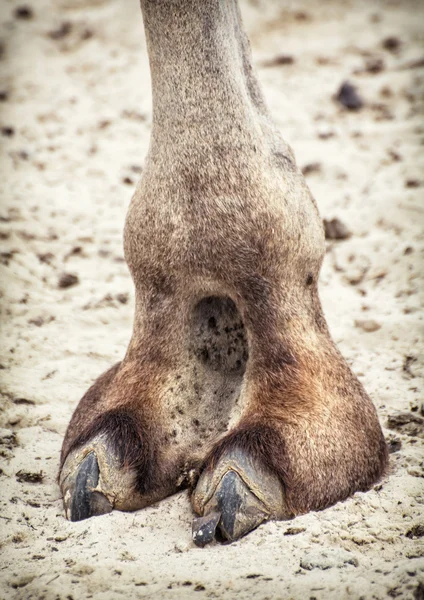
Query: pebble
58 272 79 289
336 81 364 110
324 218 351 240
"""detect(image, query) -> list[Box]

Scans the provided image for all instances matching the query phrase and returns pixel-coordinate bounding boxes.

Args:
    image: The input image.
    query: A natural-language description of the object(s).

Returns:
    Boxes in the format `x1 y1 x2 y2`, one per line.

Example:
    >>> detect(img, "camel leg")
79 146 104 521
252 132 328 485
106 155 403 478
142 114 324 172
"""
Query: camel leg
59 0 388 538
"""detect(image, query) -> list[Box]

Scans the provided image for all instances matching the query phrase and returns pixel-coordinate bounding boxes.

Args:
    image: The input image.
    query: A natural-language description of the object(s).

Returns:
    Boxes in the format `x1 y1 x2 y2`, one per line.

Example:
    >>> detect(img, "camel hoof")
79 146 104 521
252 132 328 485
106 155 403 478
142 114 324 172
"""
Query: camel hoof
191 448 289 545
63 451 113 521
60 452 113 521
60 434 144 521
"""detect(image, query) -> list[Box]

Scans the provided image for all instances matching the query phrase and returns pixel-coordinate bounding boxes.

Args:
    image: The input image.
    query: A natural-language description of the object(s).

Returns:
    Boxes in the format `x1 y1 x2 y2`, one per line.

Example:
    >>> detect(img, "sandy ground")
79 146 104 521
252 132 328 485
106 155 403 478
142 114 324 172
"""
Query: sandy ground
0 0 423 598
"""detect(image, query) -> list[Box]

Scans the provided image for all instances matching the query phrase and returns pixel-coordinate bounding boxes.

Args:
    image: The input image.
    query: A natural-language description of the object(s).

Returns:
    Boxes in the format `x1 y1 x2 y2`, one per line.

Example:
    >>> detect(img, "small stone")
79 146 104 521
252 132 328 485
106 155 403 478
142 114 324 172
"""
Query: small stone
301 162 321 176
116 293 128 304
354 319 381 333
284 527 306 535
336 81 364 110
1 127 15 137
14 6 33 20
323 218 351 240
405 179 421 188
382 36 402 53
58 273 79 289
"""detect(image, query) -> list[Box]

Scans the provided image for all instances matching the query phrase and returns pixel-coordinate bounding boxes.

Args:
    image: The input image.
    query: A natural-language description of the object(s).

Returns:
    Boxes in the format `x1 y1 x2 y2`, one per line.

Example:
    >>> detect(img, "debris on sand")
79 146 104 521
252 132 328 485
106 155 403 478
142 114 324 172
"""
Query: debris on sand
406 525 424 539
284 527 306 536
58 272 79 289
323 218 351 240
15 470 44 483
382 36 402 53
301 162 321 176
336 81 364 110
14 6 34 20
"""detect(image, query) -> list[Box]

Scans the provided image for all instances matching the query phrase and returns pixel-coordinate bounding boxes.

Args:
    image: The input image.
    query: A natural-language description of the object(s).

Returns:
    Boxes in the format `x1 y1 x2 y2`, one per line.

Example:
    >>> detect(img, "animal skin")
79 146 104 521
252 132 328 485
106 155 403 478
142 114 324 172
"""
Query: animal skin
59 0 388 545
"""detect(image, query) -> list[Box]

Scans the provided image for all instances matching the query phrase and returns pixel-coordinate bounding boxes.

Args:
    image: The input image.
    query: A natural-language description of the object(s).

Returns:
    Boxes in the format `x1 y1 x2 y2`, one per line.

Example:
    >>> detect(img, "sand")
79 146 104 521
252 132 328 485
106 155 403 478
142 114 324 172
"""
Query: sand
0 0 423 598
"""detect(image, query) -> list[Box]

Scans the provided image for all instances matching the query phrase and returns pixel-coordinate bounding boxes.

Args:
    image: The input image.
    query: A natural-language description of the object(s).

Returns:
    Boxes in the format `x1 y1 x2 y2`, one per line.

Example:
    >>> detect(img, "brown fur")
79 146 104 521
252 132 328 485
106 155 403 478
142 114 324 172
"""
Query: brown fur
60 0 388 520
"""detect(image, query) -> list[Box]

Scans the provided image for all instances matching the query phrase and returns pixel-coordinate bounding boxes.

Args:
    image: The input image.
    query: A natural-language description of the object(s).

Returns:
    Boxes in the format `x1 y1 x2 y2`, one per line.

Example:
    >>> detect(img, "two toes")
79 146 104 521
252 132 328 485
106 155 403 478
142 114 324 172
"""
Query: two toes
60 440 287 545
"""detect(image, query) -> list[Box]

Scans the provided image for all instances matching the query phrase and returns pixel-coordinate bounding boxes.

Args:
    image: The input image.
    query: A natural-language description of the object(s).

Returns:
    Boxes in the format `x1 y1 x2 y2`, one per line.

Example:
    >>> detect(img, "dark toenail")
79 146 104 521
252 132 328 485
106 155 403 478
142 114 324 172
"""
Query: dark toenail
192 511 221 547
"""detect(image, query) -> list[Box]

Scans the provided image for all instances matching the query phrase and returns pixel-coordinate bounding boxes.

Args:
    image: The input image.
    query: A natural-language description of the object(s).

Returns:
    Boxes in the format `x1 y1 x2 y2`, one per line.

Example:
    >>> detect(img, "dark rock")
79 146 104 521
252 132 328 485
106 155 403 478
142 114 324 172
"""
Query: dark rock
1 127 15 137
301 162 321 176
336 81 364 110
14 6 33 20
382 36 402 53
323 218 351 240
405 179 421 188
284 527 306 535
58 273 79 289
